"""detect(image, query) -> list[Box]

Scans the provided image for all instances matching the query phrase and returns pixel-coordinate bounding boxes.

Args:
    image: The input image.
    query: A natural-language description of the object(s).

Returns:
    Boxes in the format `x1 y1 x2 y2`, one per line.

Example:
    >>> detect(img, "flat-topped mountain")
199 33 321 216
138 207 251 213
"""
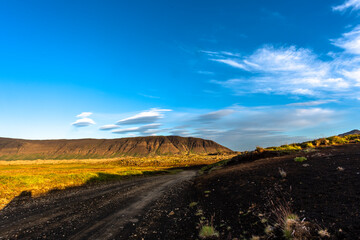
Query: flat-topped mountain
0 136 233 160
339 129 360 137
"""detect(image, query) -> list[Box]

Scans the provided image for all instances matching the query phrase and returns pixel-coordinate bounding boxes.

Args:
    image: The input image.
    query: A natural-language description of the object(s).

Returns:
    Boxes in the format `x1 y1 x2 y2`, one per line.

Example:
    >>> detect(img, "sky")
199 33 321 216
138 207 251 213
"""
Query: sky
1 0 360 151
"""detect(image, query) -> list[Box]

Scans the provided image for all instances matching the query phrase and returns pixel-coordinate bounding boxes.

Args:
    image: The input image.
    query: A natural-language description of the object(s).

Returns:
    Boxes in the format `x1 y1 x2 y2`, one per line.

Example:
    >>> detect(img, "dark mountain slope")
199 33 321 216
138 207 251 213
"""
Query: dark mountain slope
339 129 360 137
0 136 233 160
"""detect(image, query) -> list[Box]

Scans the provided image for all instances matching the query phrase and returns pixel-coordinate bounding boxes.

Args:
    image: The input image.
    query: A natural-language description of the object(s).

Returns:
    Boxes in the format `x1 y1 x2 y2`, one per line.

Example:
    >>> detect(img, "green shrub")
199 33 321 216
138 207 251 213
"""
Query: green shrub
301 142 314 149
327 136 348 145
294 157 307 162
345 134 360 142
199 225 219 239
189 202 198 208
267 144 302 152
313 138 330 147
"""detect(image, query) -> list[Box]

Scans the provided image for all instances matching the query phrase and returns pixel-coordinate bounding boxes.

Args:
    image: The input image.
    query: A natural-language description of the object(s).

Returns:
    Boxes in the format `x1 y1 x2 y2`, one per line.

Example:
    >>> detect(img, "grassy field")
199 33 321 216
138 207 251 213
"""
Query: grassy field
0 154 235 209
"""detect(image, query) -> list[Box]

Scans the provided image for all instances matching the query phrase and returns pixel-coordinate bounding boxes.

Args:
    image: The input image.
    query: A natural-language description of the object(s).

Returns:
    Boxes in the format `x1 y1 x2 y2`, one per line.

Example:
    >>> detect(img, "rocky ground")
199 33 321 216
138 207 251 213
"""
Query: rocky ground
1 143 360 239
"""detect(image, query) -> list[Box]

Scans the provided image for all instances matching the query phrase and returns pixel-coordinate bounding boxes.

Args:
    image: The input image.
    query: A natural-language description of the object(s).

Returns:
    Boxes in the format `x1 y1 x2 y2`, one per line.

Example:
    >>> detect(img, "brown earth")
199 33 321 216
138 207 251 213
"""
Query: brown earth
0 170 197 240
119 144 360 239
0 136 233 160
1 144 359 239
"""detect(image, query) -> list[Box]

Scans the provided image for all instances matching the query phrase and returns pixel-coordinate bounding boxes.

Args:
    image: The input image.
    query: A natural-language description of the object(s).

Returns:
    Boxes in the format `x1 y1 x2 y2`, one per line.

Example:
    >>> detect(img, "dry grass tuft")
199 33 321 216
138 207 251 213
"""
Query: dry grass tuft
278 168 287 178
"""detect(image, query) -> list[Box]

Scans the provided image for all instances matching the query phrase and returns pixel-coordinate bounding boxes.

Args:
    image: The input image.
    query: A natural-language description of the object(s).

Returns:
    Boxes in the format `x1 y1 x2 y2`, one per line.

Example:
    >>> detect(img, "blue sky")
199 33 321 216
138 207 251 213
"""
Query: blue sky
1 0 360 151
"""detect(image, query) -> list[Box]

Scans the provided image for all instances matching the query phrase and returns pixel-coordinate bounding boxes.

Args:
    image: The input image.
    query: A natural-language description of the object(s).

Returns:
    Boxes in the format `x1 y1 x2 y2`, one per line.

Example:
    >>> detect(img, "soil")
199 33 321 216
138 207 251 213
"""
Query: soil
0 171 196 240
1 143 360 239
119 144 360 239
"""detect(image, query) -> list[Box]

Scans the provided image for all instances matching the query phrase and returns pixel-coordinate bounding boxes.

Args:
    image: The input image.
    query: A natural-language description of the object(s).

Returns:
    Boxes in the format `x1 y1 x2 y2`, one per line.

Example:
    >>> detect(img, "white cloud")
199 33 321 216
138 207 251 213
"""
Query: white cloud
206 45 360 96
333 0 360 12
332 25 360 54
76 112 93 118
116 108 172 125
286 100 336 107
99 124 119 130
291 88 315 95
72 118 96 127
341 67 360 85
246 46 316 72
211 59 248 70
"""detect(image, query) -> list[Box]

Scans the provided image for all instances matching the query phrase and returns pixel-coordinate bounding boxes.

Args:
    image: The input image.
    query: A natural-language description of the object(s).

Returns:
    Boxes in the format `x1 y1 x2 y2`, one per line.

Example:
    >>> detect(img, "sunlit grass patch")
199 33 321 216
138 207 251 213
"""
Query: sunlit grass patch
294 157 307 162
0 164 166 208
265 134 360 154
0 154 235 209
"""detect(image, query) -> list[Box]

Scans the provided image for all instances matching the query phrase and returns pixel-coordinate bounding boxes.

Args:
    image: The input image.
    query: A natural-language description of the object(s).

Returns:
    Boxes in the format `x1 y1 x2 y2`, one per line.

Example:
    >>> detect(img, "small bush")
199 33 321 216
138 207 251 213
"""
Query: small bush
294 157 307 162
199 225 219 239
327 136 348 145
301 142 314 149
189 202 198 208
256 146 265 153
313 138 330 147
281 144 302 151
344 134 360 141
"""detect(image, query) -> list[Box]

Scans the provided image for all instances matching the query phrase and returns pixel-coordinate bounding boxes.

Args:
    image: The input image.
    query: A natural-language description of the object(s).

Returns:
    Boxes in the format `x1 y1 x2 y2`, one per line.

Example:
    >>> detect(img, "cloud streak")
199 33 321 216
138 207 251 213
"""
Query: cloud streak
332 25 360 55
99 124 119 130
116 108 172 125
196 109 234 123
190 106 337 150
333 0 360 12
76 112 93 118
112 123 161 135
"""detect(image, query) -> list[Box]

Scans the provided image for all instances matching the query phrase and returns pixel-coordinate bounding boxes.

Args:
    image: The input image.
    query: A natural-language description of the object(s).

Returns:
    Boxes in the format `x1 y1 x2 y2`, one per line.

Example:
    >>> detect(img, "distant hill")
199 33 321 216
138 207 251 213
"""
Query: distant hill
339 129 360 137
0 136 233 160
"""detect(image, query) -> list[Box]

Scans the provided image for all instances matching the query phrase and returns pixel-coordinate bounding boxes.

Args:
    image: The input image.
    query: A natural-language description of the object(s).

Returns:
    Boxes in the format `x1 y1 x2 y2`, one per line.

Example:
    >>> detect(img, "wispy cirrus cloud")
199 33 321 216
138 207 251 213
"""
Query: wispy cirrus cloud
332 25 360 54
205 44 359 97
285 100 337 107
333 0 360 12
76 112 93 118
211 58 248 70
196 109 234 123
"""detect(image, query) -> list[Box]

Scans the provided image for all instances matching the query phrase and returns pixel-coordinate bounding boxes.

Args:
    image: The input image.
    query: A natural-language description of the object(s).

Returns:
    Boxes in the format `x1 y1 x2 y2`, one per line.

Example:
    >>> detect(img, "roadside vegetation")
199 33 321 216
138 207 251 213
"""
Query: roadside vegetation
0 154 235 209
265 134 360 152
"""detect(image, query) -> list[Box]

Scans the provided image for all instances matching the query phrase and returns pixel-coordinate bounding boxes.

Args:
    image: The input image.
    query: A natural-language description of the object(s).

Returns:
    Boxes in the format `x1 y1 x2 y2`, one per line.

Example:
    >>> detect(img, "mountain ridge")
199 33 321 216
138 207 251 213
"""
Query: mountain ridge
0 136 233 160
338 129 360 137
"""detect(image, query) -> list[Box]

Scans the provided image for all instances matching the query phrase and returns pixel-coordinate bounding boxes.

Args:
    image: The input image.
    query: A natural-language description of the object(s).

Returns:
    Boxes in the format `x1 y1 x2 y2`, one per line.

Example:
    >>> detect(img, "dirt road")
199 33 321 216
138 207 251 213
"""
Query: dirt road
0 170 196 240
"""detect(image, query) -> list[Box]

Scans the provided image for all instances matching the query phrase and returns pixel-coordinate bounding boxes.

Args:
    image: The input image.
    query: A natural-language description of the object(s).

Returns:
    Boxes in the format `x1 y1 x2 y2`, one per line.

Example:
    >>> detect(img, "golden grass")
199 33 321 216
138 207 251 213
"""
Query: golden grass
265 134 360 152
0 154 235 209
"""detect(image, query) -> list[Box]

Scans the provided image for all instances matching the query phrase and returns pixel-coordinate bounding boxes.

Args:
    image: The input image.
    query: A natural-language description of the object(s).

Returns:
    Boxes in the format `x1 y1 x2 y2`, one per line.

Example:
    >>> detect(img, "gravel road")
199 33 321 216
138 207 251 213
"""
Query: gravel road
0 170 196 240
